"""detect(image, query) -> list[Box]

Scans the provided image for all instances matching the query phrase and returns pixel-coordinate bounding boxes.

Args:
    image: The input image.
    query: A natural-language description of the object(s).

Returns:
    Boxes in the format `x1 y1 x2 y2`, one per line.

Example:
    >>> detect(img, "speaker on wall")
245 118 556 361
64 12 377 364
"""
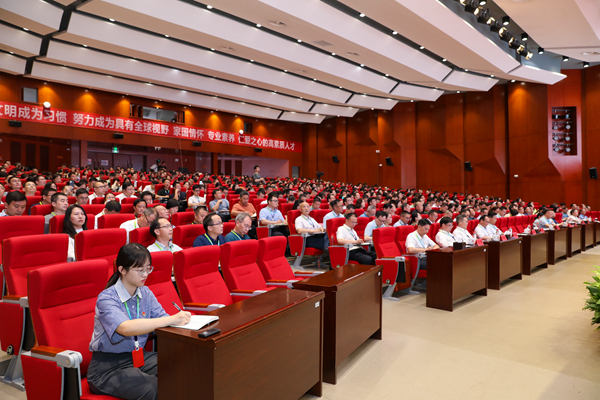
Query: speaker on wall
244 122 253 133
192 141 202 147
113 133 124 139
332 156 339 164
464 161 473 172
254 147 262 153
590 167 598 180
386 157 393 166
9 120 22 127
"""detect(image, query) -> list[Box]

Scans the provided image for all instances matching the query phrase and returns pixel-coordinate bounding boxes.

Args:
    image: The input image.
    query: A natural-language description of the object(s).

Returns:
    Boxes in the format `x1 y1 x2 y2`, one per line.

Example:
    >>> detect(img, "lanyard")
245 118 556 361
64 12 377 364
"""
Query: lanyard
415 232 426 247
124 296 140 350
345 225 358 240
205 234 220 246
154 242 171 251
302 215 316 228
267 207 278 221
442 230 455 240
231 231 243 241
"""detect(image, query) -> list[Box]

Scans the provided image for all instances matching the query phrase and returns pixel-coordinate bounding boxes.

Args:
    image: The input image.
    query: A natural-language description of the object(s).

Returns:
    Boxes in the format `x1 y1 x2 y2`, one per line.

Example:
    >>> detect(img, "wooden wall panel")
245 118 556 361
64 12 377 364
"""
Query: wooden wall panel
346 111 378 186
316 117 347 183
583 65 600 209
378 109 402 189
394 103 417 189
301 124 317 180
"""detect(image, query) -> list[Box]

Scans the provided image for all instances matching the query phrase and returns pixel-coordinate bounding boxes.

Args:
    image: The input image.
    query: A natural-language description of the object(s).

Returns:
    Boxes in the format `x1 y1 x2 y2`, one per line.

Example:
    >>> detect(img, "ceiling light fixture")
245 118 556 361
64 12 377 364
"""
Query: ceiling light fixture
331 52 335 56
83 44 88 47
479 0 487 4
207 5 213 9
563 55 569 62
359 13 365 17
502 16 510 26
419 46 425 50
521 33 528 41
490 75 494 78
442 58 447 62
392 31 397 35
109 18 115 22
538 47 544 54
165 35 169 38
23 27 29 31
360 64 365 67
511 79 516 82
297 39 302 43
584 62 590 68
256 24 261 28
250 59 254 62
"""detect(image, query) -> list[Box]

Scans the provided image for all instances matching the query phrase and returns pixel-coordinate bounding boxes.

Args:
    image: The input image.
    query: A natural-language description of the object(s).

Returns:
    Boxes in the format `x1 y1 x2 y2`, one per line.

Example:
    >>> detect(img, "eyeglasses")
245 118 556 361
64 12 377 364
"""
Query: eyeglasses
209 221 223 226
132 266 154 276
158 225 173 229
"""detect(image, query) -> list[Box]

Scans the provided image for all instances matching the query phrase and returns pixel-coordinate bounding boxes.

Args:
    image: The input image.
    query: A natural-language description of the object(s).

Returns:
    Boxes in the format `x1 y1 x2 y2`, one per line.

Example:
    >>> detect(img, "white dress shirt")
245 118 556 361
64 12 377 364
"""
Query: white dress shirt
119 218 140 244
94 210 106 230
295 214 321 235
364 220 383 240
88 193 98 204
187 195 206 209
116 193 135 203
405 231 436 250
453 227 475 244
336 224 361 250
436 230 456 248
393 220 407 227
487 224 501 237
474 224 490 239
147 240 183 253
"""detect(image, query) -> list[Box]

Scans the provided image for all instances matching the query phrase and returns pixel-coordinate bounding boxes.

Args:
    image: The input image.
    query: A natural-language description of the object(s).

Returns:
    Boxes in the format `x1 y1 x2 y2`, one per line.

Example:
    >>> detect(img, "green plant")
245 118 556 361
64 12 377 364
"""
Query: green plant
583 266 600 330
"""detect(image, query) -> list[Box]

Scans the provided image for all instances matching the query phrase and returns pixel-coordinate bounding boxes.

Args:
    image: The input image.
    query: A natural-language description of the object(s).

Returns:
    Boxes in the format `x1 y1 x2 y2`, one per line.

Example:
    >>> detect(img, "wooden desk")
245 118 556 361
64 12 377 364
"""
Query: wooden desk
520 232 548 275
426 246 488 312
292 264 382 384
596 222 600 245
568 225 582 257
547 228 568 264
487 238 523 290
583 222 595 250
156 288 325 400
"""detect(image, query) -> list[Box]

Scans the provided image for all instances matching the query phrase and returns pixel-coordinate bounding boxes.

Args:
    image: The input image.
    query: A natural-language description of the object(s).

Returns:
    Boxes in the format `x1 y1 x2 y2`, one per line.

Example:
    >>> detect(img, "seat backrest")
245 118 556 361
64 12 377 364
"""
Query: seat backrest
467 219 479 234
506 216 516 229
3 234 69 296
222 221 235 236
395 225 416 249
29 204 53 216
91 197 105 205
172 224 205 249
256 236 295 281
49 214 95 233
27 260 109 375
427 223 440 240
373 227 401 258
326 218 347 245
75 228 127 270
0 216 45 246
122 197 137 204
497 217 508 230
81 204 105 217
173 246 232 306
144 251 181 315
120 203 134 213
355 217 370 239
287 210 302 235
171 211 195 226
129 227 155 248
220 240 267 291
98 213 135 229
25 196 42 214
280 203 294 217
310 209 330 223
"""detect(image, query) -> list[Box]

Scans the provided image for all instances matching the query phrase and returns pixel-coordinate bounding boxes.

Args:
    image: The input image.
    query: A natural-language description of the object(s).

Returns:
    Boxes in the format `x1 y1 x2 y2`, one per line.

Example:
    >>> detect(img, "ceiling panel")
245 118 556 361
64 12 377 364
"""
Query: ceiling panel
0 0 63 35
279 111 325 124
0 53 27 75
311 103 358 117
346 94 397 110
390 83 443 102
42 41 319 113
0 24 43 57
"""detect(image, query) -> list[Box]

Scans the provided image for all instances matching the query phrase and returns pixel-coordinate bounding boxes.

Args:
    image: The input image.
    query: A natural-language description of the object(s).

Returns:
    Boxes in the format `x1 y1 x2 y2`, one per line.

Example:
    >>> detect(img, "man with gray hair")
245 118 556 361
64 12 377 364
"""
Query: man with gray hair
360 205 377 218
119 207 158 244
224 212 252 242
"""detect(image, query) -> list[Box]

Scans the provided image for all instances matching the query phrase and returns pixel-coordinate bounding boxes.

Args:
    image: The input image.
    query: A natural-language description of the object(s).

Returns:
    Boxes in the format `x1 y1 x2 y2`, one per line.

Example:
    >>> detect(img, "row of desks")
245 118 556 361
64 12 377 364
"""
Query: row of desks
426 222 598 311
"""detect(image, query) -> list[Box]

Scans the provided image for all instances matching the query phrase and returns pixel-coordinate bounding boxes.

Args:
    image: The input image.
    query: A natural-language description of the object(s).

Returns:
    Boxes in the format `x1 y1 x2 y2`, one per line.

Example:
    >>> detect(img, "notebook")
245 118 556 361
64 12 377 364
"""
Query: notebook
170 315 219 330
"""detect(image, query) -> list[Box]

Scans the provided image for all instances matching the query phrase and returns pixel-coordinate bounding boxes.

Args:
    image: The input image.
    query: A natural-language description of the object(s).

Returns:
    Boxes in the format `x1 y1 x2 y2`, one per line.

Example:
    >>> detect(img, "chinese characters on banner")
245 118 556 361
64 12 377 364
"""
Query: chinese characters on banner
0 101 302 153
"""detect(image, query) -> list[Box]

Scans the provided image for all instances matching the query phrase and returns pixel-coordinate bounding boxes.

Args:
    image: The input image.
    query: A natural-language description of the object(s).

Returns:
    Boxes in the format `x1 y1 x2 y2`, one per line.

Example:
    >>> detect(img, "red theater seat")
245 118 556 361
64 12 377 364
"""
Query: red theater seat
75 229 126 276
257 236 320 282
173 224 205 249
372 227 410 298
395 226 425 292
327 217 357 269
29 204 53 216
129 227 155 248
49 214 95 233
287 210 323 267
220 240 278 294
144 251 182 316
171 211 195 226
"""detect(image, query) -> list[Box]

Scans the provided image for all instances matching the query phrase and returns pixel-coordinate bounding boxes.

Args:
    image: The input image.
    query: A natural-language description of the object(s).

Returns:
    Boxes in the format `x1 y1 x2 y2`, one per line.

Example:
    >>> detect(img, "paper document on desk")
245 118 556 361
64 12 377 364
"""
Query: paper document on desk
170 315 219 330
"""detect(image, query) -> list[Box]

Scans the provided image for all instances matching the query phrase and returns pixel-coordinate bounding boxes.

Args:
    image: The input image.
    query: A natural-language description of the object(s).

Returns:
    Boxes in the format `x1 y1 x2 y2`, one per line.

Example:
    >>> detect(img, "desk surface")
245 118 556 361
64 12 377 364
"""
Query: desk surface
292 264 381 291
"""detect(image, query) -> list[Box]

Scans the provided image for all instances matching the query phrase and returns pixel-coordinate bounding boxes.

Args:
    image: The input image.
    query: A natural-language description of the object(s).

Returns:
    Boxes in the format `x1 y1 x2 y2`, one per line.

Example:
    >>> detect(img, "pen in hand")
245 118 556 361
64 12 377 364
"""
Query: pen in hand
172 302 182 312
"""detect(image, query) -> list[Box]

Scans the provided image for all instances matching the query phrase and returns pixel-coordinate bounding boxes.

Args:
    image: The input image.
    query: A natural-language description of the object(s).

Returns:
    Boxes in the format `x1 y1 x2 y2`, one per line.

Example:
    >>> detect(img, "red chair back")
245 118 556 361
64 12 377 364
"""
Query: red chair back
120 203 134 213
355 217 370 239
310 209 330 224
497 217 508 230
220 240 267 291
2 234 69 296
172 211 195 226
427 223 440 241
0 216 45 264
326 218 347 245
395 225 416 249
122 197 137 204
98 213 135 229
280 203 294 216
27 260 109 375
74 228 126 272
49 214 95 233
29 204 53 216
25 196 42 214
256 236 295 281
129 227 155 248
222 221 235 236
173 246 233 306
145 251 181 315
81 204 105 217
373 227 401 258
287 210 302 235
173 224 205 249
467 219 478 234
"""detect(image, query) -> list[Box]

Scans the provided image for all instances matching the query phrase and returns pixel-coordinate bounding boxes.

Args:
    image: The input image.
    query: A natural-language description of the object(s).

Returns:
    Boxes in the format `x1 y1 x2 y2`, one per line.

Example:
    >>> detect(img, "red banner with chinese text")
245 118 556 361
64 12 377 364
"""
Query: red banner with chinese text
0 101 302 152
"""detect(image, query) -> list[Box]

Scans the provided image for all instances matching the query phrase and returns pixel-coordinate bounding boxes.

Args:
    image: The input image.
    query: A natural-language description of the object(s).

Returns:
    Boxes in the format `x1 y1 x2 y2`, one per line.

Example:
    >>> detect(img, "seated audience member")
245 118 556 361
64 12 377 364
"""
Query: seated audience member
384 212 394 227
224 212 252 243
259 193 289 237
88 243 191 400
474 215 493 240
62 184 74 197
116 182 136 202
336 213 377 265
486 213 503 237
579 208 591 222
453 215 475 244
75 188 90 206
154 205 169 220
187 184 206 210
231 191 256 218
323 200 345 226
0 191 27 217
405 219 439 274
394 211 411 227
89 180 108 204
427 210 438 224
64 204 88 261
435 217 456 248
37 187 57 207
120 208 158 244
141 180 157 194
364 210 388 242
209 188 231 222
44 193 70 233
131 197 147 217
360 205 377 219
155 178 171 203
104 193 117 204
193 212 225 247
565 209 582 225
95 200 122 229
148 217 182 253
295 202 326 251
192 205 208 225
310 197 322 211
537 209 558 230
345 204 356 215
166 199 179 216
140 191 155 207
410 210 421 226
0 183 4 204
7 176 22 191
34 174 47 187
24 181 37 196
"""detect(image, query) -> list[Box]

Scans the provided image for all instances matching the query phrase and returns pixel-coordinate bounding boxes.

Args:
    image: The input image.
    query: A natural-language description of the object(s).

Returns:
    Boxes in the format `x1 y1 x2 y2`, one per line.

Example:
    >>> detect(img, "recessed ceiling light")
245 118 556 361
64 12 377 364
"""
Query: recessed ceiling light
511 79 516 82
83 44 88 47
207 5 213 9
465 69 469 71
313 78 317 81
490 75 494 78
250 59 254 62
23 28 29 31
210 48 215 51
273 91 277 93
457 91 461 93
165 35 169 38
297 39 302 43
410 100 414 102
283 69 287 72
9 51 13 54
385 74 389 77
359 13 365 17
256 24 261 28
331 53 335 56
316 114 320 116
360 64 364 67
392 31 397 35
109 18 115 22
419 46 425 50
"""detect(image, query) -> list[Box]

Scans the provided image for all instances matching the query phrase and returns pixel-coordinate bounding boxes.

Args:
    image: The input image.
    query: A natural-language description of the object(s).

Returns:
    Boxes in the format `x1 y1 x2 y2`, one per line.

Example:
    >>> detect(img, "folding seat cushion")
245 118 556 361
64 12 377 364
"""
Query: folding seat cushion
172 224 205 249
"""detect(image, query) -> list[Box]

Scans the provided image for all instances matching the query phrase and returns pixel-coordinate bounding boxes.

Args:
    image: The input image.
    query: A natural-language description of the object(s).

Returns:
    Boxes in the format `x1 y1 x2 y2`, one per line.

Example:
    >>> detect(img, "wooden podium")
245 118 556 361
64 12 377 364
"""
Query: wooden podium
486 238 523 290
568 225 582 257
583 222 595 249
156 288 325 400
426 246 488 311
292 264 383 384
547 228 568 264
520 232 548 275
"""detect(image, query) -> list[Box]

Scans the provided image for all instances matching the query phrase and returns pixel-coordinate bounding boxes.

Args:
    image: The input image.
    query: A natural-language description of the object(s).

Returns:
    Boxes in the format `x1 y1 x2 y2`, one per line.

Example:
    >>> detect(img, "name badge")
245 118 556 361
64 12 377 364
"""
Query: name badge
475 239 484 246
500 235 507 241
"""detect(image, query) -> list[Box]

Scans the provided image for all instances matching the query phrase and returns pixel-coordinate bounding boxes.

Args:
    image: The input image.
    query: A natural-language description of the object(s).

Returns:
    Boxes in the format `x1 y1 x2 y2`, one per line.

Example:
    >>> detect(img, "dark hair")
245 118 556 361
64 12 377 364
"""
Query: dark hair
382 203 393 211
203 212 220 232
212 188 221 197
417 219 431 228
166 199 179 209
239 190 249 198
42 187 56 197
5 191 26 204
34 175 45 184
194 205 208 214
51 192 67 204
345 212 357 220
133 198 146 208
122 182 133 191
456 215 468 224
400 210 410 218
254 165 259 170
75 188 88 197
267 193 278 202
428 209 438 217
375 210 387 219
141 191 154 200
410 210 420 224
105 200 122 213
439 216 453 226
106 243 152 288
192 184 201 191
63 204 88 239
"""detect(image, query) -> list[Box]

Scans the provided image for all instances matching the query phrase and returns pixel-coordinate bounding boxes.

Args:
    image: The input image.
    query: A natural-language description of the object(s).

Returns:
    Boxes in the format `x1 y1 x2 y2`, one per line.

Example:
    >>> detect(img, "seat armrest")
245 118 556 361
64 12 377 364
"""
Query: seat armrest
2 295 27 307
267 279 299 289
30 346 83 369
230 289 267 296
294 271 324 277
300 233 310 238
184 302 226 312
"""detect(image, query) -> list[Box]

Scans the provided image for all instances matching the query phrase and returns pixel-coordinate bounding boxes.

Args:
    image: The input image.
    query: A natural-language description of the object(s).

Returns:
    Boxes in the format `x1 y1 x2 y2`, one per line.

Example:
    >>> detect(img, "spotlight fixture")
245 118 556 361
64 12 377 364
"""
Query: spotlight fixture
464 0 479 13
477 8 490 23
563 55 569 62
502 16 510 26
490 21 502 33
510 79 516 82
508 37 520 49
359 13 365 17
538 47 544 54
526 51 533 60
392 31 398 35
521 33 528 41
479 0 487 4
584 62 590 68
